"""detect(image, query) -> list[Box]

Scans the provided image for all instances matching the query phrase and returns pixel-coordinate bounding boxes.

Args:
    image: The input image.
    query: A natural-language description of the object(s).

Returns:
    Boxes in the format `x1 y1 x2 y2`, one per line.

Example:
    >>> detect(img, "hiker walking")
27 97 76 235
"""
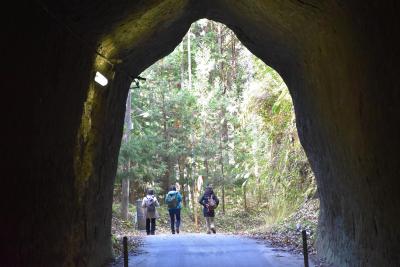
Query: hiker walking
141 189 160 235
199 185 219 234
165 185 182 234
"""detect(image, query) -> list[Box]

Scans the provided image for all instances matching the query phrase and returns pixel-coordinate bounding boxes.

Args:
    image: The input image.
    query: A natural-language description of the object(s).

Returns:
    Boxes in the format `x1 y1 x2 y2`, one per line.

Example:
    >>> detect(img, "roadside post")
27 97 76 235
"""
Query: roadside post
302 230 309 267
123 236 128 267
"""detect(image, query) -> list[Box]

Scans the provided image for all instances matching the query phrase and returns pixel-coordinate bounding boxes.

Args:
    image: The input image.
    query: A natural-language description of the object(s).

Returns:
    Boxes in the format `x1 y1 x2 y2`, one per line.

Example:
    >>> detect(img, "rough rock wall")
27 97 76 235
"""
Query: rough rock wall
3 0 399 266
3 2 115 266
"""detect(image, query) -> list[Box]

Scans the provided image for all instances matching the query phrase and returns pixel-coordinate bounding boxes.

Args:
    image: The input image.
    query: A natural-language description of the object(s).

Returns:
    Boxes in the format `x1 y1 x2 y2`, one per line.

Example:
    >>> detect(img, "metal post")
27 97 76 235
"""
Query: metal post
302 230 309 267
123 236 128 267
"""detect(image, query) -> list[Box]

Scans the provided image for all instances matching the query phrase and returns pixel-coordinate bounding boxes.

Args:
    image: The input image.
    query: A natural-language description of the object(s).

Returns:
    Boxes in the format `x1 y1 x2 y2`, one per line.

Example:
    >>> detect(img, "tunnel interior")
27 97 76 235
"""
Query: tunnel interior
4 0 400 266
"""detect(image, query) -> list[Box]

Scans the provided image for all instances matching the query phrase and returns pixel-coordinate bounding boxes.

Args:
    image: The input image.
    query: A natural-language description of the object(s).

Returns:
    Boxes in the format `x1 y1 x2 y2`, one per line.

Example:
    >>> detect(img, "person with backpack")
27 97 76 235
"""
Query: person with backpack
141 188 160 235
199 184 219 234
165 185 182 234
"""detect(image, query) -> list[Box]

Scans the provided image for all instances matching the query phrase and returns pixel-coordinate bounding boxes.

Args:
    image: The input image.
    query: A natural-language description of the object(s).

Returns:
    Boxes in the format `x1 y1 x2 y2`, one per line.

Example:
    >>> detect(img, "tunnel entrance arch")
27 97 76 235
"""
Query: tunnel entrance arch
5 1 400 267
113 18 317 241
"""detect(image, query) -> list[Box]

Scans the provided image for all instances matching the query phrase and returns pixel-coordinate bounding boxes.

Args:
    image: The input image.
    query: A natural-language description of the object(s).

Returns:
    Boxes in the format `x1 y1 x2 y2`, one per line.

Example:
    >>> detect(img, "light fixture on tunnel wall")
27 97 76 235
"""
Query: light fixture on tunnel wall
130 76 147 89
94 71 108 86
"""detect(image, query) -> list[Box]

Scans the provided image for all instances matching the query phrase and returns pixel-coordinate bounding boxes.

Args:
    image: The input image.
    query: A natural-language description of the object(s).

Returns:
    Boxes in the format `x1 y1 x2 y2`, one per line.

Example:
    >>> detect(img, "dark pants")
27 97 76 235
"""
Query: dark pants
146 218 156 235
168 209 181 233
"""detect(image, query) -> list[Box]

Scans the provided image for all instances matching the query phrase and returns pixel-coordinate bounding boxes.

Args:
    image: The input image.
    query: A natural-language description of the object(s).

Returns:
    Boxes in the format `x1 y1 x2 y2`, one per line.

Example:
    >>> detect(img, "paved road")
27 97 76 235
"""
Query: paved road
128 233 313 267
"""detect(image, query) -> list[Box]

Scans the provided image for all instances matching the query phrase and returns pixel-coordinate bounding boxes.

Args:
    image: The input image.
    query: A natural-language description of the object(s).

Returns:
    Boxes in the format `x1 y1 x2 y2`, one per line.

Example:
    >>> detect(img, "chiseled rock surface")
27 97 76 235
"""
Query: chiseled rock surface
4 1 400 266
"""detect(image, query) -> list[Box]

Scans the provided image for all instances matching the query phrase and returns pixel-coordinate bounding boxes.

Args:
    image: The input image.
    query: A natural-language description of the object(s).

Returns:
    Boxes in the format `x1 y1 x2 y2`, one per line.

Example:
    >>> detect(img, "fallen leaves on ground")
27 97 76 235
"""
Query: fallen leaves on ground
110 199 333 266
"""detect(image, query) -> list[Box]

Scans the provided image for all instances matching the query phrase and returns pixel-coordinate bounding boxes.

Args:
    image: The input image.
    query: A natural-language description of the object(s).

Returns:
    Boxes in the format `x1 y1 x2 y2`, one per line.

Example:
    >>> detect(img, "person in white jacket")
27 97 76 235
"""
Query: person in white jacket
141 189 160 235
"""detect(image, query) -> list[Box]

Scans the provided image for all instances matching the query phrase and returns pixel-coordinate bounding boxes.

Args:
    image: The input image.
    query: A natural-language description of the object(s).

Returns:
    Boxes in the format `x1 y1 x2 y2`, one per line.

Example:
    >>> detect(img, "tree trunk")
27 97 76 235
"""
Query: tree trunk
121 89 132 220
204 158 209 186
255 161 262 204
243 181 247 212
189 174 195 218
219 133 226 215
161 90 171 194
180 39 185 89
193 161 198 225
182 184 187 208
186 163 192 209
217 24 228 215
221 165 225 214
187 28 192 90
121 178 130 220
129 180 135 204
123 89 133 140
178 157 187 207
217 23 227 93
193 176 199 228
230 33 237 86
129 179 140 204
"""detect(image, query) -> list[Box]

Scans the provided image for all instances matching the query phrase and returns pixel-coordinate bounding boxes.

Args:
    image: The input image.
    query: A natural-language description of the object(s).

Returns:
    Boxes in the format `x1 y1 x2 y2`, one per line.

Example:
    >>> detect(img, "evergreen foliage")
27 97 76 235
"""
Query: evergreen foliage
115 19 317 223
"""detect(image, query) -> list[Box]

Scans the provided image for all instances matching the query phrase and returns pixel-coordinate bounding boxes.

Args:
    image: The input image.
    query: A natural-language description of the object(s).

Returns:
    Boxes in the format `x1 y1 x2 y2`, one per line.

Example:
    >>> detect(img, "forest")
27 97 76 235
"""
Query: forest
112 19 318 254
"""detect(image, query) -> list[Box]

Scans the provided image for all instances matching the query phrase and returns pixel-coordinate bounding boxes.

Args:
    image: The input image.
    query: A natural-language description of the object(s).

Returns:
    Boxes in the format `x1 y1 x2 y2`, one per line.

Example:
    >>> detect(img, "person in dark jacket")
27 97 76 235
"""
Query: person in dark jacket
199 184 219 234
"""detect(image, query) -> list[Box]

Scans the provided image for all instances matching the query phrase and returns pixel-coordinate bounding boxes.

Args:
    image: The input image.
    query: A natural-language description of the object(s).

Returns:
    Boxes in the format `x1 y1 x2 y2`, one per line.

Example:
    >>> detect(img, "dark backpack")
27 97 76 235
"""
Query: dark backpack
207 194 216 210
166 192 178 209
146 196 156 213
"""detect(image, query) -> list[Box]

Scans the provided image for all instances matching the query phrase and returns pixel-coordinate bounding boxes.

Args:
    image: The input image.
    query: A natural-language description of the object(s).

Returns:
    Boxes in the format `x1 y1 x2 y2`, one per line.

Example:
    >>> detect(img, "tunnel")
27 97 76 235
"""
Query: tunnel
3 0 400 266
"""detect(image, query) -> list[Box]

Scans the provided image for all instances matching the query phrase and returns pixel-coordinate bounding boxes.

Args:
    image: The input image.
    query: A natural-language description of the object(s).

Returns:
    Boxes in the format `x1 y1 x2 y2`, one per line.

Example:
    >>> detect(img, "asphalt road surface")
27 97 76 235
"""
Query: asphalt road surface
128 233 313 267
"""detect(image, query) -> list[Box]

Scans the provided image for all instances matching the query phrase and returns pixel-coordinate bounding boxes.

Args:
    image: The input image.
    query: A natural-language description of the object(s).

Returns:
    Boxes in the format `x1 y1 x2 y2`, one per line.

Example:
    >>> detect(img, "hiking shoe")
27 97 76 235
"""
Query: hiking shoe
211 228 216 234
172 230 175 234
207 231 211 234
176 228 180 234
